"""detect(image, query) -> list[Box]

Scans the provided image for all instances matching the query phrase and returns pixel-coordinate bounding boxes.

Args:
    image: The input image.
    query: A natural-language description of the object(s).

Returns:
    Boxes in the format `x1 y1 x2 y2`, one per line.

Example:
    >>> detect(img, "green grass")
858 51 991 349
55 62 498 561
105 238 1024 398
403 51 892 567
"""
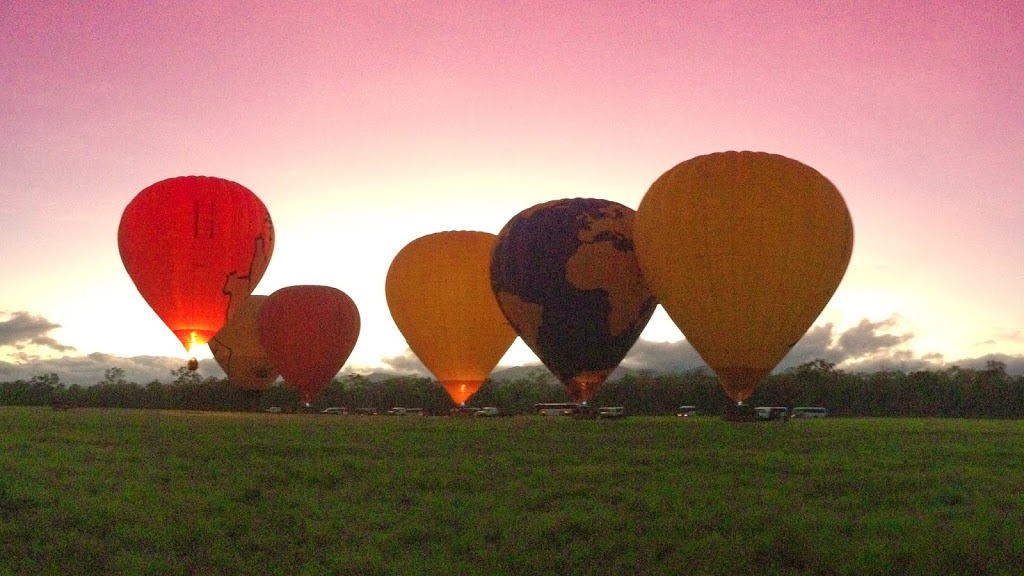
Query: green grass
1 408 1023 575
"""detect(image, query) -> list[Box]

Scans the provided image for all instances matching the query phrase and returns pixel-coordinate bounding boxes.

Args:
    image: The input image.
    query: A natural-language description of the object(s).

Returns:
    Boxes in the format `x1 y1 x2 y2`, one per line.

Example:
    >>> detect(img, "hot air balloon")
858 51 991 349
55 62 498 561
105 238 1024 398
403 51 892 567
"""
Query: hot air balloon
634 151 854 404
258 285 360 405
386 231 517 405
490 198 657 402
118 176 274 356
209 295 279 391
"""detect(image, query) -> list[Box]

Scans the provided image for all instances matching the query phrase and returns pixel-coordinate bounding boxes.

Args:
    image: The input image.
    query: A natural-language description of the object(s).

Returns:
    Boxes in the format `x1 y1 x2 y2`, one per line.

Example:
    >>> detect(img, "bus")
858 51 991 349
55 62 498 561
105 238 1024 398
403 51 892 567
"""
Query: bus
790 406 828 419
534 402 578 416
387 407 425 416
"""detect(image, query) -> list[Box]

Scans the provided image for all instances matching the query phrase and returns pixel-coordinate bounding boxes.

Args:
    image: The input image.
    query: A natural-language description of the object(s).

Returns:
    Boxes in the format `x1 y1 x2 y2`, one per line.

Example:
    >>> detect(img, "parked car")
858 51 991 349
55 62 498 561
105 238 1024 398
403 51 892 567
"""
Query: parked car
755 406 789 421
676 405 697 418
474 407 500 417
264 406 282 413
321 406 347 415
596 406 626 419
790 407 828 419
571 404 599 419
451 405 480 417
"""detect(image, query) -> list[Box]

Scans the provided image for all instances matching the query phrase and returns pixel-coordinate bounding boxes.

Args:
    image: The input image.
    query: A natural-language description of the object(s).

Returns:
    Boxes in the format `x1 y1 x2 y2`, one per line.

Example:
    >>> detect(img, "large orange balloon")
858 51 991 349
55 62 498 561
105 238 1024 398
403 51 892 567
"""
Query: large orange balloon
118 176 274 351
634 151 854 402
386 231 517 405
258 285 360 404
209 295 279 390
490 198 657 402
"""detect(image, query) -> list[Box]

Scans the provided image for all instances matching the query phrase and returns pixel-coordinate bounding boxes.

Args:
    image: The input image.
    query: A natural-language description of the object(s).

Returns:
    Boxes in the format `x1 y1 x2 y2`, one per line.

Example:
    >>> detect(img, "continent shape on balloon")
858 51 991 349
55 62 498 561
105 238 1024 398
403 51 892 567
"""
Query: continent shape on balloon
209 295 279 391
490 198 657 401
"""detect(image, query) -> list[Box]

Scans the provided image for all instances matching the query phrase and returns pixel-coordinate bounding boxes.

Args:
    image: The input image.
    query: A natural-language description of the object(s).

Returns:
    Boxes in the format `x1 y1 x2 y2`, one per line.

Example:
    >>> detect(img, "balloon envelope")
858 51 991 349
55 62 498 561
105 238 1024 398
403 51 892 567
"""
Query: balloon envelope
386 231 517 405
634 151 854 402
209 295 279 390
258 285 360 404
490 198 657 401
118 176 274 351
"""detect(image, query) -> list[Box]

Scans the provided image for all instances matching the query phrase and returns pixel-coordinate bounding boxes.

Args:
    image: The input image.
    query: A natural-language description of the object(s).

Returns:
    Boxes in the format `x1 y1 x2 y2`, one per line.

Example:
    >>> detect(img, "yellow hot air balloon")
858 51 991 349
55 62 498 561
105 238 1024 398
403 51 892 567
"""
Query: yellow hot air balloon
209 295 279 390
386 231 518 405
634 151 854 403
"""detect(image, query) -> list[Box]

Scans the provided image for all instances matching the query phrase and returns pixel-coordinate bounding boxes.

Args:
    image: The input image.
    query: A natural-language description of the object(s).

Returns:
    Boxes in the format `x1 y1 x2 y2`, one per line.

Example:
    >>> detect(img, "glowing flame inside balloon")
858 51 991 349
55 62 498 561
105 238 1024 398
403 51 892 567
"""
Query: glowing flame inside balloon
385 231 517 406
117 175 275 355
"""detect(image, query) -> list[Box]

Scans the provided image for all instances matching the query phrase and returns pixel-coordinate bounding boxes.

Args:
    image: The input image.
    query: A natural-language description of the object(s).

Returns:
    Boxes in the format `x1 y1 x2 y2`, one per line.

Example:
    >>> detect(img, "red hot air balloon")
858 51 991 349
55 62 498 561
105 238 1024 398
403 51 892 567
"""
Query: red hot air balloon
258 285 360 405
118 176 274 352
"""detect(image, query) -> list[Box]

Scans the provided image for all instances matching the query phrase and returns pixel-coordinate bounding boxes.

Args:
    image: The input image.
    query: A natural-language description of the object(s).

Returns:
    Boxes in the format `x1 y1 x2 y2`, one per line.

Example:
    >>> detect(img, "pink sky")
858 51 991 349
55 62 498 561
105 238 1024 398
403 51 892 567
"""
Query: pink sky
2 2 1023 383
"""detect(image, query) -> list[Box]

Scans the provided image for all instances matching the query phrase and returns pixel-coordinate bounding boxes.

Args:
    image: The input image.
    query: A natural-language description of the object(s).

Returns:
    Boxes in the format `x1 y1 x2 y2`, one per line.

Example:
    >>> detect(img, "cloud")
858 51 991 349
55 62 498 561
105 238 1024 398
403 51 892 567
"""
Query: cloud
619 339 707 373
621 316 925 375
835 317 914 359
777 324 846 368
777 316 922 372
0 311 76 353
378 349 430 377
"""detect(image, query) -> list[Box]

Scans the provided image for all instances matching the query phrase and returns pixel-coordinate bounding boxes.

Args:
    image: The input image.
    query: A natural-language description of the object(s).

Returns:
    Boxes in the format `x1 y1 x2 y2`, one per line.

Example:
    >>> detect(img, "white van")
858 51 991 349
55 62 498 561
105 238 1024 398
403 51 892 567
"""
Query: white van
755 406 789 420
387 407 425 416
676 406 697 418
597 406 625 419
790 407 827 419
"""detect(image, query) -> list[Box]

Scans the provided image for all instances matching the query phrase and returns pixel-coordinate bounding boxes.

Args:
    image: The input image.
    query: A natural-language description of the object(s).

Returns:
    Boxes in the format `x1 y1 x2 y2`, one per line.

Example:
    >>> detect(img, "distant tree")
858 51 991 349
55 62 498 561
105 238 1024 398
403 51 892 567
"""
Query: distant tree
101 367 129 387
170 366 202 387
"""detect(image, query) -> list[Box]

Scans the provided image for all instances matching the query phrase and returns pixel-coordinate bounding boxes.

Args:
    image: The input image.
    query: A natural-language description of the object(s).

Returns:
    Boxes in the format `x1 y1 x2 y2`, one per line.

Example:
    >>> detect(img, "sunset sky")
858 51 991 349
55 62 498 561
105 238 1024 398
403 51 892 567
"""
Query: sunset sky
3 2 1022 384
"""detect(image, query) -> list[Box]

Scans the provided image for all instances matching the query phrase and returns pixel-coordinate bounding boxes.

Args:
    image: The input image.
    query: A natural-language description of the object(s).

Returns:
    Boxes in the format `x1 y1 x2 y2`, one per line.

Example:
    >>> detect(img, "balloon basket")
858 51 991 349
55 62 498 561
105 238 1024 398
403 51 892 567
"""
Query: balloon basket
722 402 758 422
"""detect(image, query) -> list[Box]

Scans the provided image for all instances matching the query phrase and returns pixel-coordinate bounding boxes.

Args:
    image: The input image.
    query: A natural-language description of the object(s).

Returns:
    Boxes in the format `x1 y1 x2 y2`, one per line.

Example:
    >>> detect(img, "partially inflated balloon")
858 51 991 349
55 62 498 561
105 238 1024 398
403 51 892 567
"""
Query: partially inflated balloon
386 231 517 405
634 151 854 402
491 198 657 401
209 295 278 390
118 176 274 351
258 285 360 404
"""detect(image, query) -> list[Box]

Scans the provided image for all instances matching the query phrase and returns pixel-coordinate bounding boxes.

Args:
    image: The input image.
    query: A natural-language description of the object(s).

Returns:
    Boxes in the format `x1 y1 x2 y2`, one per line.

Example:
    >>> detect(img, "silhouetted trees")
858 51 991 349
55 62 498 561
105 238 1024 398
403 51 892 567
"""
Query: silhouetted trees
2 360 1024 417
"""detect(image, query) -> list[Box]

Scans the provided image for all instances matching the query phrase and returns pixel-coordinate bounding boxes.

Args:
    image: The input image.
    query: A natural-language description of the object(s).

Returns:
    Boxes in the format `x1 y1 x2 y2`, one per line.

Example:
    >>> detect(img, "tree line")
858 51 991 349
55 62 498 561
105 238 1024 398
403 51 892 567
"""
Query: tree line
1 360 1023 418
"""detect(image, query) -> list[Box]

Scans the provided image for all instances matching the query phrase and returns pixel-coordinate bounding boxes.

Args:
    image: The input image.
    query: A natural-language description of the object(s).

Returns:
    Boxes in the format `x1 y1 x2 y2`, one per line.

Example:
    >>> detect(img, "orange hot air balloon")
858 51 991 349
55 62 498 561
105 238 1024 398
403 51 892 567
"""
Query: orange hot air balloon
118 176 274 352
634 151 854 403
209 295 279 390
490 198 657 402
257 285 360 404
386 231 517 405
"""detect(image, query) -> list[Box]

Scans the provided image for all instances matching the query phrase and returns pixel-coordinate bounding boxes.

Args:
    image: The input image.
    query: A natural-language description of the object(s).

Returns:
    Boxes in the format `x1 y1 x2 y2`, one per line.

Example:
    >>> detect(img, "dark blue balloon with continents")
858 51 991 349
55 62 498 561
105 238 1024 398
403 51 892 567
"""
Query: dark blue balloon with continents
490 198 657 401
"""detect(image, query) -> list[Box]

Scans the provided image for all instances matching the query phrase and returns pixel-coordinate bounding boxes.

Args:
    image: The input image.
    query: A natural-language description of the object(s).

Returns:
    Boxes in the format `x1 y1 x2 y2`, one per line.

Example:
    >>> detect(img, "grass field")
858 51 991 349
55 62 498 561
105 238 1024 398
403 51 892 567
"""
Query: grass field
1 407 1023 575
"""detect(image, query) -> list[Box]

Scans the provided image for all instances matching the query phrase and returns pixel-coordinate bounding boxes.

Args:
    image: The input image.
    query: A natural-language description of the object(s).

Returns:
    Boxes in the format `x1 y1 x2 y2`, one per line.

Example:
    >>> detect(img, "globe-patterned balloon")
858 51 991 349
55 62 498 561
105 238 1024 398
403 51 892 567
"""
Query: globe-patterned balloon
490 198 657 401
